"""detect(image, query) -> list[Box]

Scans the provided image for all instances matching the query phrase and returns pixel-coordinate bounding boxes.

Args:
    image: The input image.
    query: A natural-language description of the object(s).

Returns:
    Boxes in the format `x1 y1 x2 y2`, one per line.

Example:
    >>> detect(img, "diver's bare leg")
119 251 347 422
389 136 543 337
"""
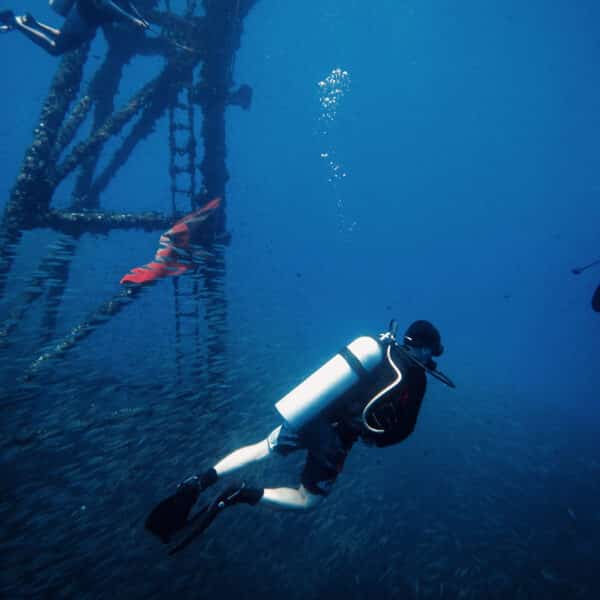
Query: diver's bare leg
213 439 272 476
212 440 323 510
14 15 61 54
260 485 323 510
36 21 61 36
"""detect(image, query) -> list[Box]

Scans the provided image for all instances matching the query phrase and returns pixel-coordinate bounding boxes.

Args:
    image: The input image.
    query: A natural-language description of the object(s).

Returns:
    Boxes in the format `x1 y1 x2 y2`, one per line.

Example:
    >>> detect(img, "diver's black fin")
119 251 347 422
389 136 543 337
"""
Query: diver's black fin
168 503 220 555
167 482 251 555
145 481 199 544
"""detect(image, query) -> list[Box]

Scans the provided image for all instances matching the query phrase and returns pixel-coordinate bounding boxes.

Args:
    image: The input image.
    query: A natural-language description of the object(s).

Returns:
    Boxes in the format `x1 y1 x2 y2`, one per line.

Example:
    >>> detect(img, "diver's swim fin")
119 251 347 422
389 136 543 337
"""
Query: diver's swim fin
145 469 219 543
167 482 263 555
167 502 220 555
145 479 200 543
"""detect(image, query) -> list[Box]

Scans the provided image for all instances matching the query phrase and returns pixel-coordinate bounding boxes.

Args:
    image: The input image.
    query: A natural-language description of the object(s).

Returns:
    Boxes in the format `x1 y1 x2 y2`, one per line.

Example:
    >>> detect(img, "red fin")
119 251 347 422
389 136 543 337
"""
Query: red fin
120 261 191 284
174 197 221 227
120 198 221 286
199 197 221 213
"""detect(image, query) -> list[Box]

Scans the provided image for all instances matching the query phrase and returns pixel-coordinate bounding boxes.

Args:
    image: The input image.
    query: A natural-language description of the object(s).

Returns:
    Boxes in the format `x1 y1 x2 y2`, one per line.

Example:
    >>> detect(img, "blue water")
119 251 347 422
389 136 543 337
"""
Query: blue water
1 1 599 598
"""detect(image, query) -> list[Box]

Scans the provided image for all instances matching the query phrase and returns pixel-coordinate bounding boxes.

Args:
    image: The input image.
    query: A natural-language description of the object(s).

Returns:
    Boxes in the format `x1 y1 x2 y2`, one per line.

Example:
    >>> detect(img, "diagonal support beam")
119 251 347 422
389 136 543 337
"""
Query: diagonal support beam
0 45 90 297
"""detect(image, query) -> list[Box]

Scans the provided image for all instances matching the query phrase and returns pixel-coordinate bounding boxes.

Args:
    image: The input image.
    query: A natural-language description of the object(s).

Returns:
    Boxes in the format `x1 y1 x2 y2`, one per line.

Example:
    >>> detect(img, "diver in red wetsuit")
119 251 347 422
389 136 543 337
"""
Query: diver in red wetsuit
145 319 455 553
0 0 148 55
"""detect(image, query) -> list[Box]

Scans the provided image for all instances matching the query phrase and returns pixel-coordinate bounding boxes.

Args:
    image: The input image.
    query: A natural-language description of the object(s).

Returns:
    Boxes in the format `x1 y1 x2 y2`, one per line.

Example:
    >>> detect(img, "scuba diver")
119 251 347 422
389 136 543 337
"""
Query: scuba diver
146 319 456 554
0 0 148 55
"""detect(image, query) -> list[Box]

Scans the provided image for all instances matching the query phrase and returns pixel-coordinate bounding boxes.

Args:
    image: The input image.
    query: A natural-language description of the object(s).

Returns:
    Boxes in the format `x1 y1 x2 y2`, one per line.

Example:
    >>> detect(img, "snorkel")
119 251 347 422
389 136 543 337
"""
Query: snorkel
361 319 455 434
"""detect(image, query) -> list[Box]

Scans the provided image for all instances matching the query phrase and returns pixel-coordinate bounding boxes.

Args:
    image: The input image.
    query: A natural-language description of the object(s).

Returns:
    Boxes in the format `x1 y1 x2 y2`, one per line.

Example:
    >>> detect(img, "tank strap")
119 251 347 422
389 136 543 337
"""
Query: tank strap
339 346 371 380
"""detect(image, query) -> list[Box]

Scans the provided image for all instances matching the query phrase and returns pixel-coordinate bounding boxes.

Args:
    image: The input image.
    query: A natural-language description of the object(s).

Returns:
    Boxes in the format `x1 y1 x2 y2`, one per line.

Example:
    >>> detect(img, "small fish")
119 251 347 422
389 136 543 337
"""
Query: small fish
567 508 577 521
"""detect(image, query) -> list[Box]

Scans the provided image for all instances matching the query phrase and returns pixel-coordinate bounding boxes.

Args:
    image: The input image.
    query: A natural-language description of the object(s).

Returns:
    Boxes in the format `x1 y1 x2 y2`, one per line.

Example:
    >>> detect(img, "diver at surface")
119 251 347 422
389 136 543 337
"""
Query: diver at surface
0 0 149 56
145 319 456 553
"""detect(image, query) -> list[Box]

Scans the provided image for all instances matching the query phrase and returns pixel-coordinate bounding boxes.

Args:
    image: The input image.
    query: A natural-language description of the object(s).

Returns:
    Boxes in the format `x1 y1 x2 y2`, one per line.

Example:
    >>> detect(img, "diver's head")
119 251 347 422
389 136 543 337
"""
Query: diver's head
403 320 443 364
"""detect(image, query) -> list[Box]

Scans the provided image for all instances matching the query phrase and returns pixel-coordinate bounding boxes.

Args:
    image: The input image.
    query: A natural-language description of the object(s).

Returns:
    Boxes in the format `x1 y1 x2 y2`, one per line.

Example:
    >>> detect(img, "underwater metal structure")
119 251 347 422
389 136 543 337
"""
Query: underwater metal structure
0 0 256 395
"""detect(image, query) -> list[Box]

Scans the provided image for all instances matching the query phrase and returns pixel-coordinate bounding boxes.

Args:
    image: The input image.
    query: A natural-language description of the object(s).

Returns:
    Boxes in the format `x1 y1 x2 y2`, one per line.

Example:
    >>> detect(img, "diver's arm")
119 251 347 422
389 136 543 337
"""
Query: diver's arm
371 422 415 448
100 0 149 29
363 398 420 448
34 20 61 36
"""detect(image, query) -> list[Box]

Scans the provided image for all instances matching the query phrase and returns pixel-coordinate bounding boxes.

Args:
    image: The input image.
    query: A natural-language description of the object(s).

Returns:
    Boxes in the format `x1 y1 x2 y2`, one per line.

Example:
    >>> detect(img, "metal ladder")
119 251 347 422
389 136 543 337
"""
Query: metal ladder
166 0 203 391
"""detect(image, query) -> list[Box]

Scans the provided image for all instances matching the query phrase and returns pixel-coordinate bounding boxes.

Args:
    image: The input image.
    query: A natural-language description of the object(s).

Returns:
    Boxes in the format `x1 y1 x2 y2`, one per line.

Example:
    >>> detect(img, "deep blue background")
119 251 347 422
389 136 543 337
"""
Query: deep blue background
1 1 599 598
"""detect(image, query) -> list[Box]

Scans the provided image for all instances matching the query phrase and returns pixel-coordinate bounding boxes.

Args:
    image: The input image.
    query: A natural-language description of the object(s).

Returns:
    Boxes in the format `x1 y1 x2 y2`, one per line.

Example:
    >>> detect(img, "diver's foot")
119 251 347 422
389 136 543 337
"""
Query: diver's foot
177 467 218 496
177 474 201 494
14 12 35 27
0 10 15 31
210 482 264 510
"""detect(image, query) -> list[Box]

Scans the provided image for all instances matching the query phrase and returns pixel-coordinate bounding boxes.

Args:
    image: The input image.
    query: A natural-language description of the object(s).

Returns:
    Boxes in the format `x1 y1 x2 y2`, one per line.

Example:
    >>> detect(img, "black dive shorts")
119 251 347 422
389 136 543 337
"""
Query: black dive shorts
267 417 354 496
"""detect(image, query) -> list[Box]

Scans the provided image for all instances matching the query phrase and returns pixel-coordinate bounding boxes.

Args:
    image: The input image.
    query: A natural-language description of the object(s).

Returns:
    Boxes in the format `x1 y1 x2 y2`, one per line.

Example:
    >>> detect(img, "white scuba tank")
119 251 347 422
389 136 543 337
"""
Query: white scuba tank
274 336 384 431
49 0 77 17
